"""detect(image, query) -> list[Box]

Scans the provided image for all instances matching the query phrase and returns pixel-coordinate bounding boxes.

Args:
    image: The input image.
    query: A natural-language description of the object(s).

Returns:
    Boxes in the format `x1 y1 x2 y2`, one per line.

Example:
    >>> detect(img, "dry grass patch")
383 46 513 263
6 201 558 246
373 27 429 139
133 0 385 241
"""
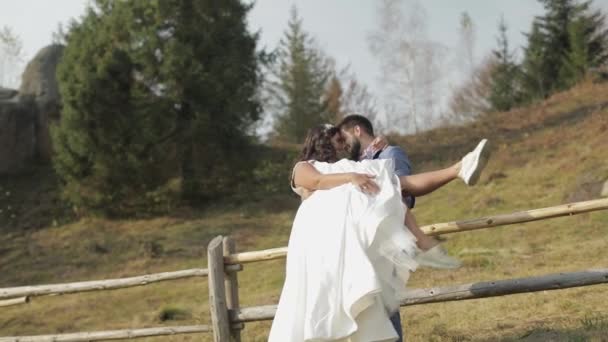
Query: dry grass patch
1 82 608 340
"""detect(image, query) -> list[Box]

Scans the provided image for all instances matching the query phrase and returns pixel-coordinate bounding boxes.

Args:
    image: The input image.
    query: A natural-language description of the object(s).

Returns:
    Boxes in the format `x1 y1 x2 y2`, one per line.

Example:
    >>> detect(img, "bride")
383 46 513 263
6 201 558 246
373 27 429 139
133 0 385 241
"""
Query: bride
269 124 437 342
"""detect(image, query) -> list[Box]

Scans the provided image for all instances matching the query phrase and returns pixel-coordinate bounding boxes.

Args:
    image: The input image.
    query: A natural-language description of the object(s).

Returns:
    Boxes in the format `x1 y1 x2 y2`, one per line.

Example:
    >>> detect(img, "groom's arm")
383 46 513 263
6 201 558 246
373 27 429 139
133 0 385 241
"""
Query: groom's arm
380 146 412 177
379 146 415 208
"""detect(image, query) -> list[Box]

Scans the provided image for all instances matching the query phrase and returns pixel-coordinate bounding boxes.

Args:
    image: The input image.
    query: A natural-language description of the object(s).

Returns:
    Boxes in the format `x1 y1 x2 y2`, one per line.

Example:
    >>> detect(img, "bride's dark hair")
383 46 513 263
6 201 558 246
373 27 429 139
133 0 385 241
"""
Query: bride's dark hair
298 125 340 163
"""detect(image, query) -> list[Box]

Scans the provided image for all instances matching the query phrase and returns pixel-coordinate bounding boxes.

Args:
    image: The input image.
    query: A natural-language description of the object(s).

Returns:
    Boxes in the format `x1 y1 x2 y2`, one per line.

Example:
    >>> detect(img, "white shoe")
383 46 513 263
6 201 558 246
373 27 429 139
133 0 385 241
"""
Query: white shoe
415 245 462 269
458 139 490 186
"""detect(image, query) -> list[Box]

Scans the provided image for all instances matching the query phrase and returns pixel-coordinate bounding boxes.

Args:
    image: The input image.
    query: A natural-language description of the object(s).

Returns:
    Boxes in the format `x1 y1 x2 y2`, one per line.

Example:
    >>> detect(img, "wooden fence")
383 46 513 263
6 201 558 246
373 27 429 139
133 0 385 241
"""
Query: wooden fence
1 197 608 342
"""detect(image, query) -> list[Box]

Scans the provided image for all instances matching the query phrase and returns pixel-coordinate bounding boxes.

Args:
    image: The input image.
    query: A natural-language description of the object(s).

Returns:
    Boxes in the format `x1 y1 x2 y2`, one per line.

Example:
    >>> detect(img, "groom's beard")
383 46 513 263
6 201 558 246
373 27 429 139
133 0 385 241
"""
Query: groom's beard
336 149 349 160
348 140 361 161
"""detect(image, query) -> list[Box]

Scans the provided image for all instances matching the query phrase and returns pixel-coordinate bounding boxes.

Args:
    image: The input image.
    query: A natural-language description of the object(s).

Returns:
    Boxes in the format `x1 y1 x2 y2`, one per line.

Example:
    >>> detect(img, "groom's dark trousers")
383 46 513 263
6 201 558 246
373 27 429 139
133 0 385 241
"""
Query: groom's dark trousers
389 311 404 341
369 145 416 342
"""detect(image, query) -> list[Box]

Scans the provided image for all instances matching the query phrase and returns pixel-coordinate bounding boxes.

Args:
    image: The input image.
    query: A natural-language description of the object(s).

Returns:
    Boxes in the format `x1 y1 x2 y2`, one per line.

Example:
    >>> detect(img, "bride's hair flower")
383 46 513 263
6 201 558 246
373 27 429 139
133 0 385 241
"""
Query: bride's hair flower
323 123 335 131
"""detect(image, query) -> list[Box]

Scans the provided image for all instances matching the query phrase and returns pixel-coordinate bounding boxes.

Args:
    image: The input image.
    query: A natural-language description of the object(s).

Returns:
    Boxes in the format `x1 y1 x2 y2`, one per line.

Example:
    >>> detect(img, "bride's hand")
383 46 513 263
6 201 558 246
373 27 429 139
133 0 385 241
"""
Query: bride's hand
350 173 380 195
370 135 389 152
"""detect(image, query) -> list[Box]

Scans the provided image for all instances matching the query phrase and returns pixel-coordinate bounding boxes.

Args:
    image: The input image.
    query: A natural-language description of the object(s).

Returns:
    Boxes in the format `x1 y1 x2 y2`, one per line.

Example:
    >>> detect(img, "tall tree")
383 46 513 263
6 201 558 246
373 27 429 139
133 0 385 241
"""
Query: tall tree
530 0 608 91
53 0 262 213
520 19 551 101
368 0 447 133
561 16 590 85
458 12 476 83
267 7 334 143
53 2 163 214
323 76 344 123
446 54 496 123
560 5 608 85
339 73 381 130
488 17 521 112
152 0 262 200
322 67 381 130
0 26 25 88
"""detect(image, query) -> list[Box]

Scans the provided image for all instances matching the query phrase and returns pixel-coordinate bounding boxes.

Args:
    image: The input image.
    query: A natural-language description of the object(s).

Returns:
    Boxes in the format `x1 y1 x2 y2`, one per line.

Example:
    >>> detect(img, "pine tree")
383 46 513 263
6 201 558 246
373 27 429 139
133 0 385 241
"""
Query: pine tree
323 76 344 123
580 6 608 68
488 17 521 112
560 6 608 86
536 0 579 90
149 0 262 201
53 0 262 213
530 0 608 91
520 19 550 101
53 2 164 214
268 7 334 143
561 16 591 85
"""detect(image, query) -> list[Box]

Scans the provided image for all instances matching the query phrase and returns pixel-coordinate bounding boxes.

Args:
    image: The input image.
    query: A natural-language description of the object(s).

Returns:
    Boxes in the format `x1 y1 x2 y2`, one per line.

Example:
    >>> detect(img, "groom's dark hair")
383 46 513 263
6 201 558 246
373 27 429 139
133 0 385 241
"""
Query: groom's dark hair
338 114 374 136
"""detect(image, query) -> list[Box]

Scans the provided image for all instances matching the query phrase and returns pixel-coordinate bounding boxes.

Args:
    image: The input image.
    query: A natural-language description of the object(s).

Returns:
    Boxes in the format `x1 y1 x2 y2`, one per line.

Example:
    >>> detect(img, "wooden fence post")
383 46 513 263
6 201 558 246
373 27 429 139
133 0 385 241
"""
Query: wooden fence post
223 236 242 342
208 236 230 342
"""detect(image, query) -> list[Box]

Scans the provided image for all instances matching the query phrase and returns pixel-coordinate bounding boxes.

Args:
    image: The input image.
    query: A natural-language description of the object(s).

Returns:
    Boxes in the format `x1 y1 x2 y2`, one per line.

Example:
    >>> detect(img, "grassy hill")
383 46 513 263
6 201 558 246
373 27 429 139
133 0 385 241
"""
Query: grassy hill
1 81 608 341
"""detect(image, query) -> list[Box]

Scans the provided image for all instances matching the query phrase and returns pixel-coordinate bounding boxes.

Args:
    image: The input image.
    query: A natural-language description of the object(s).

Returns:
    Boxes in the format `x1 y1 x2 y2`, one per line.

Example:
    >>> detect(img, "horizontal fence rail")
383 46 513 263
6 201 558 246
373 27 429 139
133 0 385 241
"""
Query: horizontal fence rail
0 266 241 300
224 198 608 265
4 198 605 300
224 246 288 265
0 325 212 342
399 268 608 306
2 198 607 342
422 197 608 235
0 296 28 308
232 268 608 322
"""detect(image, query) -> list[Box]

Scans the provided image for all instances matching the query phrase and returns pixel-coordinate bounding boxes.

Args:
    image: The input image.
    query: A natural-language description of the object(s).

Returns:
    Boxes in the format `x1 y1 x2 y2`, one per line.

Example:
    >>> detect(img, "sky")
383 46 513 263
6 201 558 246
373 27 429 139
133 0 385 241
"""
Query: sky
2 0 607 128
248 0 547 91
1 0 560 86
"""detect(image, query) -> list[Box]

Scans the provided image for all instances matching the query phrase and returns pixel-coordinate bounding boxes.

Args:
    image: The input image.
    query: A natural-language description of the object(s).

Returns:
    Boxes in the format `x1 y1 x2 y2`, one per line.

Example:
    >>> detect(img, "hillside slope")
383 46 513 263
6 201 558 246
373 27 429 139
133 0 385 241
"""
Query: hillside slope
1 81 608 341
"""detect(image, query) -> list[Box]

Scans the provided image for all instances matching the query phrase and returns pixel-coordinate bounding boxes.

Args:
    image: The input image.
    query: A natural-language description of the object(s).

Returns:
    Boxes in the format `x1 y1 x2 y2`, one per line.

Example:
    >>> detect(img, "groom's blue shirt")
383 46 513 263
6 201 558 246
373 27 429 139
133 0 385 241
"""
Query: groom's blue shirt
375 146 412 177
373 146 416 209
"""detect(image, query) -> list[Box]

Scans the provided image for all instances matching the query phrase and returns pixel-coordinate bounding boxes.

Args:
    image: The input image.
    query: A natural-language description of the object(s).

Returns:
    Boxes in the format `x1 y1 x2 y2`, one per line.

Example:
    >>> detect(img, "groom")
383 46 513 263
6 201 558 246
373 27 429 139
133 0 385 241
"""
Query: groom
337 114 489 263
337 114 489 341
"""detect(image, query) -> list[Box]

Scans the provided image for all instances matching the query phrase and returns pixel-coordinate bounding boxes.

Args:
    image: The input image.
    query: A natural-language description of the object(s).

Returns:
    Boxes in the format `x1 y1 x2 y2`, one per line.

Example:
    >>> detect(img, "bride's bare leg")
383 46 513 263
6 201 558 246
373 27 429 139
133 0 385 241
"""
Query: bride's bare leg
399 162 461 197
398 138 491 196
405 209 462 268
404 210 437 250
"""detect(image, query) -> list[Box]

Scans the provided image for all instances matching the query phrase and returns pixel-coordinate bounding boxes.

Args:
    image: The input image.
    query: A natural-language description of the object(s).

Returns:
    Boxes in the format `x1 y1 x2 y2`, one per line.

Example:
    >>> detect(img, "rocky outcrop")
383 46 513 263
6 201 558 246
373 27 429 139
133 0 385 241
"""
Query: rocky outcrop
0 44 64 175
0 95 37 174
19 44 65 162
0 87 18 100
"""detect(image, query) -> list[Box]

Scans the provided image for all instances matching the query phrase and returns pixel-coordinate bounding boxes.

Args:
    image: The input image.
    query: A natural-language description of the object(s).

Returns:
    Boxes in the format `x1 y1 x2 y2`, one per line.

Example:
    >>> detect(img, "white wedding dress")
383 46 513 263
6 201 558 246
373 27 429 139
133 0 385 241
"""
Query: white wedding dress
268 158 418 342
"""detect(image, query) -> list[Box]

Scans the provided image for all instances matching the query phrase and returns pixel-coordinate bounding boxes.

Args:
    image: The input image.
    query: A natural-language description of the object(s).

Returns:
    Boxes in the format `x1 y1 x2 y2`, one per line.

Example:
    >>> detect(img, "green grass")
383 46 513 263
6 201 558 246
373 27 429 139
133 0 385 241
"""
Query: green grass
1 82 608 341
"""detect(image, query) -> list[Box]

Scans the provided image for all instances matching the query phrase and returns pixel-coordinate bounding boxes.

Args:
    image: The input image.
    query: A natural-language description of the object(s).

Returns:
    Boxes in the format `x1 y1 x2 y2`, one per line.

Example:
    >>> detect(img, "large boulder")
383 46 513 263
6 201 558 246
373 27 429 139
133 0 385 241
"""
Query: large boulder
19 44 64 114
19 44 65 162
0 45 64 175
0 87 18 100
0 96 37 175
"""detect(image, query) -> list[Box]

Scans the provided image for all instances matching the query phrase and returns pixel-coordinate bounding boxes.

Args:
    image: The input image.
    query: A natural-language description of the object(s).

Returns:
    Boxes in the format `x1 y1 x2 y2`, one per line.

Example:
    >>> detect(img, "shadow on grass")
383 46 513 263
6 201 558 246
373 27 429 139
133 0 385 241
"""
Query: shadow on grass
488 326 608 342
443 315 608 342
427 324 608 342
0 164 76 233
